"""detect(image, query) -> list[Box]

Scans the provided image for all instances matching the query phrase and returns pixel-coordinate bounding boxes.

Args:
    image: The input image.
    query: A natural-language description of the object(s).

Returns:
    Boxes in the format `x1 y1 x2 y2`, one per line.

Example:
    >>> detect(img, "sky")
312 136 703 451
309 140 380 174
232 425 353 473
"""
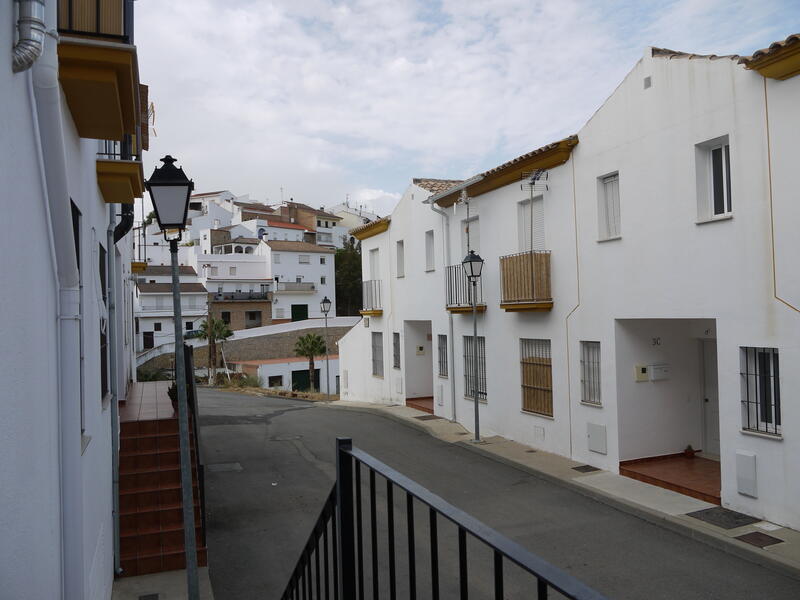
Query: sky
134 0 798 216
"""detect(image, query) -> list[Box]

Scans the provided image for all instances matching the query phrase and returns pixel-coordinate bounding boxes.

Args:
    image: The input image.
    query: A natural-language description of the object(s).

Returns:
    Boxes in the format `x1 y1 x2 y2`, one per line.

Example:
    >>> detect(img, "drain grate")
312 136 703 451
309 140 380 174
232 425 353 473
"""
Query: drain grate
735 531 784 548
572 465 600 473
687 507 760 529
207 462 243 472
139 595 159 600
526 449 537 453
414 415 443 421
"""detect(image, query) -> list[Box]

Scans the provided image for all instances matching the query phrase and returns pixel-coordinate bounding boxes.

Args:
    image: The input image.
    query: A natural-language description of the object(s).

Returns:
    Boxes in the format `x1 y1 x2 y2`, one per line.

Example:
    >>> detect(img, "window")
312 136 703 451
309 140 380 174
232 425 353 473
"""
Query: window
321 276 326 285
598 173 620 240
154 322 162 331
229 266 237 275
217 285 223 293
99 243 108 400
320 256 326 265
221 312 231 324
203 234 207 240
463 335 486 401
186 321 193 331
371 332 384 377
369 248 380 279
275 307 285 319
274 253 281 264
520 339 552 416
210 266 219 276
299 254 310 264
696 136 732 221
425 230 435 271
518 196 545 251
461 216 480 256
71 202 85 433
711 144 732 216
740 347 780 435
268 375 283 387
393 332 401 369
580 341 601 405
437 334 448 377
396 240 405 278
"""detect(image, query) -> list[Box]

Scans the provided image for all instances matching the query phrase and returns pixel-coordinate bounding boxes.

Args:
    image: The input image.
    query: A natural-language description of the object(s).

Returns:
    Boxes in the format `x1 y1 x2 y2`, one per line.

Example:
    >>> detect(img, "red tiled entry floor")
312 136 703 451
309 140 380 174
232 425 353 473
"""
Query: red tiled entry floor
406 396 434 414
620 455 721 505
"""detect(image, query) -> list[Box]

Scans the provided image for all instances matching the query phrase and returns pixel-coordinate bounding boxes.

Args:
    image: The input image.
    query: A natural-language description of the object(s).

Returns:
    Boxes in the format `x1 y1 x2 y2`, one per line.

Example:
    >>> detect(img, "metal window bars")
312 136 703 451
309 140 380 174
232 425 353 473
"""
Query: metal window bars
741 347 781 435
281 438 607 600
437 334 448 378
463 336 486 402
371 332 384 378
580 342 601 405
393 333 401 370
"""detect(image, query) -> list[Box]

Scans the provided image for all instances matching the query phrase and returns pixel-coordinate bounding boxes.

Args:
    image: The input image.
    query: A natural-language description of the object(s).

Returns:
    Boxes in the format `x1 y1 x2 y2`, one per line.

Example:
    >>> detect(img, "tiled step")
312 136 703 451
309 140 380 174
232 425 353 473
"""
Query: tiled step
121 546 208 577
120 505 202 537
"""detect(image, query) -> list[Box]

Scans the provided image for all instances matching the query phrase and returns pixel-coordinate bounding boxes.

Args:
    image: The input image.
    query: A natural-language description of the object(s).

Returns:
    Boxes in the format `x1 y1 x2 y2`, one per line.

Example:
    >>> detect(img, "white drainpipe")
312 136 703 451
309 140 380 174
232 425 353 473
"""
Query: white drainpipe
31 6 85 596
107 213 122 575
13 0 46 73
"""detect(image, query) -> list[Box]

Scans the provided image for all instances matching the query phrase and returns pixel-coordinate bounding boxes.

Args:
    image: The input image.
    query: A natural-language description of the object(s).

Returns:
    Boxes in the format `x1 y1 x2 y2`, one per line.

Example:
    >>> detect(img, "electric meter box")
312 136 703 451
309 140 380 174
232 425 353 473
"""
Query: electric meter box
649 364 670 381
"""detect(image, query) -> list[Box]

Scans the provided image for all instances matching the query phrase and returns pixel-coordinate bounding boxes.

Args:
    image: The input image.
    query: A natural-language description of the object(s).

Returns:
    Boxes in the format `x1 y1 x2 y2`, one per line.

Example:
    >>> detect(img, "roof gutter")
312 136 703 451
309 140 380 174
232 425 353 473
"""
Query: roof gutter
423 175 484 206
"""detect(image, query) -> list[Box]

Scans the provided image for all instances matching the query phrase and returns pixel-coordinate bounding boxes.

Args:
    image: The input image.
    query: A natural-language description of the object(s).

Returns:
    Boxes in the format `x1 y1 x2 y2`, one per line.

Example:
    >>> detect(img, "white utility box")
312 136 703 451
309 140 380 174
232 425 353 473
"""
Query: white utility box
650 363 670 381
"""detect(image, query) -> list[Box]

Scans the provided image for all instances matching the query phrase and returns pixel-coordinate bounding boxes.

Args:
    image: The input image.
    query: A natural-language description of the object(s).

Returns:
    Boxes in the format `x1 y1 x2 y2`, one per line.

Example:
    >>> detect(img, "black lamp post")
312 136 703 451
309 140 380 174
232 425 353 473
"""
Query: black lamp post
320 296 332 399
462 250 484 442
145 155 198 599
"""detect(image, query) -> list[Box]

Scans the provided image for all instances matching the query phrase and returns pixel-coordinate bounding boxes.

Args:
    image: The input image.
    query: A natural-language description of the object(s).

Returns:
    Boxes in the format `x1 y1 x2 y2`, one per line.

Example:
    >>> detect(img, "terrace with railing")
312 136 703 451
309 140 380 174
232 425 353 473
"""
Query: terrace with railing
445 264 485 313
361 280 382 316
58 0 133 43
499 250 553 311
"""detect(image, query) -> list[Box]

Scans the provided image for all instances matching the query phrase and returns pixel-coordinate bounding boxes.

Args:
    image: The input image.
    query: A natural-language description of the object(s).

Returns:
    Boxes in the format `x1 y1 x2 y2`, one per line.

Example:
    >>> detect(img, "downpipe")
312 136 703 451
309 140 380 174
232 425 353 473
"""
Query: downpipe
12 0 46 73
107 213 122 576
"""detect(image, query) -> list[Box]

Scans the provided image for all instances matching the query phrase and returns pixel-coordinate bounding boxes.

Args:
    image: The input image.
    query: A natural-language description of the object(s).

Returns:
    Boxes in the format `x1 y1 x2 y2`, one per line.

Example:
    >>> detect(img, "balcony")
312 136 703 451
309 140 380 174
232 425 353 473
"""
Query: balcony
57 0 140 142
96 137 143 204
499 250 553 311
360 280 382 316
445 264 485 313
275 282 316 294
212 292 271 302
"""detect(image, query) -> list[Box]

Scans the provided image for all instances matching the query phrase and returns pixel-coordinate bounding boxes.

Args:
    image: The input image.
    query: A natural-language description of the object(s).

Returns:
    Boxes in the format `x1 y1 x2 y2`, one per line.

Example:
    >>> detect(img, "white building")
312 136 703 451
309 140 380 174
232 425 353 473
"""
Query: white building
329 200 381 231
339 37 800 529
232 355 340 394
267 240 337 321
1 0 146 597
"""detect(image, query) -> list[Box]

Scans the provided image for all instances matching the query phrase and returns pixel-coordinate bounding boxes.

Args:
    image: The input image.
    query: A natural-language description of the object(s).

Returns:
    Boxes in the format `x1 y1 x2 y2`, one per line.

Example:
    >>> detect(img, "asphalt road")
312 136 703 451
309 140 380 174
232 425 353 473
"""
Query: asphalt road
198 388 800 599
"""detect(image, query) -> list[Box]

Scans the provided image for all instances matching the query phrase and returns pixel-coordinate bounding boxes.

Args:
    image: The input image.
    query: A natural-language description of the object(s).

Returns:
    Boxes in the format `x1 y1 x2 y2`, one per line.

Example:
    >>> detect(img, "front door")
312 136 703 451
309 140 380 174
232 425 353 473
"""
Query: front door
291 304 308 322
703 340 720 456
143 331 154 350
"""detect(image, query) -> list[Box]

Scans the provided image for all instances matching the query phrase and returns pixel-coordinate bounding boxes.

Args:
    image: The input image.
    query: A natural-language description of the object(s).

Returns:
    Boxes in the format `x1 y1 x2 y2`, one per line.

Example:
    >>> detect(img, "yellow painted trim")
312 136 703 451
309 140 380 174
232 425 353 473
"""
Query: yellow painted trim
352 219 390 240
436 138 578 207
130 261 147 273
96 159 144 204
360 309 383 316
500 302 554 312
446 304 487 314
58 38 138 140
744 44 800 80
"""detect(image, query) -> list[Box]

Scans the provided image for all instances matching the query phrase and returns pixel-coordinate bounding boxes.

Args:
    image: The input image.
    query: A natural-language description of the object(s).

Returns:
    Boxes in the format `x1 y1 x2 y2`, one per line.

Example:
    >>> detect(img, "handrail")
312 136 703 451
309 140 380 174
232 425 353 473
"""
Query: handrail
280 438 607 600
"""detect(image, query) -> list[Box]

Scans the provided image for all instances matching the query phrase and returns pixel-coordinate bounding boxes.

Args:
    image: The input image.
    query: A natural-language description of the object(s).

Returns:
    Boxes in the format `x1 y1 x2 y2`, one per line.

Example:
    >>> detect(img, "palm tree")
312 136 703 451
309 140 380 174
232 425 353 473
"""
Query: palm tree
199 317 233 384
294 333 326 392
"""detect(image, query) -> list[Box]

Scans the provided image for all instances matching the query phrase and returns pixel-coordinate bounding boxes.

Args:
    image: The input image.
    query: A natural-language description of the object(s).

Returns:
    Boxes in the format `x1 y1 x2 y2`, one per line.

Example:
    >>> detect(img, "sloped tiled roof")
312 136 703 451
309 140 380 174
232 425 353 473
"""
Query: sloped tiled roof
191 190 227 197
744 33 800 62
230 236 261 244
283 201 341 220
651 47 740 61
413 178 463 194
265 219 308 231
350 216 390 239
481 135 579 177
137 282 208 293
235 201 275 212
140 265 197 276
265 240 336 253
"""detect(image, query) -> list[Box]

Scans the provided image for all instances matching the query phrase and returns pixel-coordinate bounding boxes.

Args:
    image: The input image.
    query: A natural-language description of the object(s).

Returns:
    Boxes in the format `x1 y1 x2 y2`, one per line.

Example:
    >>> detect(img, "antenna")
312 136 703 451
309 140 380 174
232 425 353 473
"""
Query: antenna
280 187 284 203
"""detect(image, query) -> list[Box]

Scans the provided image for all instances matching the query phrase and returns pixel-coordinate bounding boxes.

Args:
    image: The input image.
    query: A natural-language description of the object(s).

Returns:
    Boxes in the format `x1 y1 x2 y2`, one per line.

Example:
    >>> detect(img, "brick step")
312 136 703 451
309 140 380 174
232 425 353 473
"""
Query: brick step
120 487 201 515
120 468 199 495
121 418 179 437
120 546 208 577
119 450 198 475
121 509 204 540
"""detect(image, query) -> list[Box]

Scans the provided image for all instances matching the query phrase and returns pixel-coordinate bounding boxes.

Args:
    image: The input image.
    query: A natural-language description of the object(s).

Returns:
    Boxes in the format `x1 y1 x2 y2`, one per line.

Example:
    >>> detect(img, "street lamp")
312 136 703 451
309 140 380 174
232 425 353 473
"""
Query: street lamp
145 155 199 600
462 250 484 442
320 296 332 400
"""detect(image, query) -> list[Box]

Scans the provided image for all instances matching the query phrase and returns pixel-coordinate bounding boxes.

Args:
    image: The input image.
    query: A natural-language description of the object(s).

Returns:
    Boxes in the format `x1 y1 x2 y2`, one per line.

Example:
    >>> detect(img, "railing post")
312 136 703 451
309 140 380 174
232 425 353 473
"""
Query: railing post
336 438 356 599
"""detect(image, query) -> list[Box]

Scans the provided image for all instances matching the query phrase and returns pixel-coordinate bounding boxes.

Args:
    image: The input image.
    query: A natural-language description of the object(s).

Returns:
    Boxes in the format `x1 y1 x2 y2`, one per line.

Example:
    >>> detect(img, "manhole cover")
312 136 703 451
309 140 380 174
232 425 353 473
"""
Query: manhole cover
414 415 443 421
735 531 784 548
207 462 243 472
572 465 600 473
687 507 759 529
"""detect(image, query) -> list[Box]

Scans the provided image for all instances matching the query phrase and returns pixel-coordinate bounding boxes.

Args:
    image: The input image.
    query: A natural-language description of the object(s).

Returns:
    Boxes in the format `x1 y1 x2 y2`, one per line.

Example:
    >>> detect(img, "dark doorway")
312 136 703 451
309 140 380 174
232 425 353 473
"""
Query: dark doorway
143 331 154 349
291 304 309 322
292 368 320 391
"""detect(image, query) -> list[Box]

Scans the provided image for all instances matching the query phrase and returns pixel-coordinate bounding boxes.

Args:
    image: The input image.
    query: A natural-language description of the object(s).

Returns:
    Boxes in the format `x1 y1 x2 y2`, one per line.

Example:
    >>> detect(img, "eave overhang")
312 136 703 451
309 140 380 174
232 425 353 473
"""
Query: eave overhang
97 159 144 204
740 34 800 80
58 37 139 140
351 218 390 241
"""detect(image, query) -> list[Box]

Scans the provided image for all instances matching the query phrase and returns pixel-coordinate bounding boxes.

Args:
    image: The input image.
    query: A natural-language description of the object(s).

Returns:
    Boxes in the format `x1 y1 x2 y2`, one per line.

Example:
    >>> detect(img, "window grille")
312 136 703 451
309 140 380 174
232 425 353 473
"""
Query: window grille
372 332 384 377
438 334 448 377
740 347 780 435
580 341 601 405
393 332 401 369
520 339 552 416
463 336 486 401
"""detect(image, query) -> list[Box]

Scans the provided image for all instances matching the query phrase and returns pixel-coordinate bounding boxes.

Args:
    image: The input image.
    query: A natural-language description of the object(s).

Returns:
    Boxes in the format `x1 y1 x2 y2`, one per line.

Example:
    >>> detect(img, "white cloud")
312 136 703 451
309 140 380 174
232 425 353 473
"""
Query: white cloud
135 0 796 217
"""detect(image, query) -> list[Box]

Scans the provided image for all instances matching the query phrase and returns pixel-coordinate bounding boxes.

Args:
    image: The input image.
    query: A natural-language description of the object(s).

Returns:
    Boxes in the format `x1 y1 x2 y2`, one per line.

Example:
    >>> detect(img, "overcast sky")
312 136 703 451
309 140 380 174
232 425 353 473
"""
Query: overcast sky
135 0 798 216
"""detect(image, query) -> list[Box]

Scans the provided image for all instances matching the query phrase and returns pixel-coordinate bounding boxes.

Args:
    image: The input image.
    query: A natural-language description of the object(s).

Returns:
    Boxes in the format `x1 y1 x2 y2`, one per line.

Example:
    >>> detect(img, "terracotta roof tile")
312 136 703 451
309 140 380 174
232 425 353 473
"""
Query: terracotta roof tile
480 135 578 177
230 236 261 244
739 33 800 64
413 178 464 194
349 216 390 236
265 240 336 253
651 47 740 61
137 282 208 293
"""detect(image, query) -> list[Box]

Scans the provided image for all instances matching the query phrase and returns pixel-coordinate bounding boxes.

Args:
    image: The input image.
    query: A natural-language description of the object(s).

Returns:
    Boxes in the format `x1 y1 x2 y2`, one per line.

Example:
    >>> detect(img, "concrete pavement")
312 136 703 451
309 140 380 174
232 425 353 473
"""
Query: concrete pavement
198 388 800 599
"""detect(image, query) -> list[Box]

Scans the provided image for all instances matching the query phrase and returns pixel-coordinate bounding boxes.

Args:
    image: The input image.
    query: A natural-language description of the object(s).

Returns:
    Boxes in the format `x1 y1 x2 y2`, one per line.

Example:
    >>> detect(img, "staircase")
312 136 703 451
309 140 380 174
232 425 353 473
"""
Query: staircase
118 381 207 576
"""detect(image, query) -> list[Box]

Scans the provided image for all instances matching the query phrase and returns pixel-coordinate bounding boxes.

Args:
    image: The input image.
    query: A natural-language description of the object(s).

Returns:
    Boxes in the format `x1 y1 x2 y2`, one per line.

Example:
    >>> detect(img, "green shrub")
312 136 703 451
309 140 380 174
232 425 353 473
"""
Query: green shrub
137 367 170 381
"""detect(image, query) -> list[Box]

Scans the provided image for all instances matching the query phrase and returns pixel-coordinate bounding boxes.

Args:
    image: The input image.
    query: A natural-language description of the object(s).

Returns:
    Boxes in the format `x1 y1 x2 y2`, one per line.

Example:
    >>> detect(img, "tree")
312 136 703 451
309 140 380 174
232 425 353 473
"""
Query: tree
198 317 233 384
144 210 156 226
335 238 362 315
294 333 326 392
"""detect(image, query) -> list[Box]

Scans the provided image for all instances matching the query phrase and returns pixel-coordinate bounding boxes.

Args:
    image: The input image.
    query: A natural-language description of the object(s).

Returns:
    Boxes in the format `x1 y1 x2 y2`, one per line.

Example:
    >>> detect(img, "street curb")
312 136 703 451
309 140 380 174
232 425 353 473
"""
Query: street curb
325 402 800 583
454 440 800 584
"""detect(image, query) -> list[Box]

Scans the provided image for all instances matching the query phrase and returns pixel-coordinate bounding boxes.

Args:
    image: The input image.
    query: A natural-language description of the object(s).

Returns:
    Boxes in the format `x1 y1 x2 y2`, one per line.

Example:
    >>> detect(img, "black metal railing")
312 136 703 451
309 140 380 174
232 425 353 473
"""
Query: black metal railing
281 438 607 599
445 264 484 308
97 134 141 162
212 291 270 301
58 0 134 43
362 280 382 311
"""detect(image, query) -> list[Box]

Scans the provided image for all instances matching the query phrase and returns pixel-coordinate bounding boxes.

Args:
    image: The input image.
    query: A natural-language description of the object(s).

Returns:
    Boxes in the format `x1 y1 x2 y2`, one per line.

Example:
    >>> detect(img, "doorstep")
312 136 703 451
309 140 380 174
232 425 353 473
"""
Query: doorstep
112 566 214 599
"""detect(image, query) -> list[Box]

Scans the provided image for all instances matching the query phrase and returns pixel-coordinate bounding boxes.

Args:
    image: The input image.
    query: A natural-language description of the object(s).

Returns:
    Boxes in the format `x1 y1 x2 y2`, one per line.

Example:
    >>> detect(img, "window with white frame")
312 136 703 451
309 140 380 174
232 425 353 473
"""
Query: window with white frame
273 253 281 264
372 332 384 377
299 254 310 264
229 266 237 275
321 276 326 285
598 173 620 240
463 335 486 401
740 347 780 435
320 256 326 265
437 334 448 377
520 339 552 416
369 248 380 279
580 341 601 405
275 307 285 319
396 240 405 278
393 332 401 369
210 266 218 276
425 230 435 271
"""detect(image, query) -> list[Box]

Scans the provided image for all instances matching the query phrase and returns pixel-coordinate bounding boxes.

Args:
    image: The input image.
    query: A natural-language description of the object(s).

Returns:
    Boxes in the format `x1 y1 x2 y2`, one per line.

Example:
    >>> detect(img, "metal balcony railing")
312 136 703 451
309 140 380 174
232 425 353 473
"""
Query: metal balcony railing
362 280 382 311
499 250 552 305
445 264 484 308
58 0 134 43
281 439 607 599
212 292 270 301
275 282 316 293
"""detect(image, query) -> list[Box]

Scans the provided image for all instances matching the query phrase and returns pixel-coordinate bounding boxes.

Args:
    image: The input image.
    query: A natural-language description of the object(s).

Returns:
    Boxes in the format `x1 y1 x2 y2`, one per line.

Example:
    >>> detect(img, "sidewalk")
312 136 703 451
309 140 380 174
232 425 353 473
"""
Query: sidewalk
330 399 800 582
112 567 214 600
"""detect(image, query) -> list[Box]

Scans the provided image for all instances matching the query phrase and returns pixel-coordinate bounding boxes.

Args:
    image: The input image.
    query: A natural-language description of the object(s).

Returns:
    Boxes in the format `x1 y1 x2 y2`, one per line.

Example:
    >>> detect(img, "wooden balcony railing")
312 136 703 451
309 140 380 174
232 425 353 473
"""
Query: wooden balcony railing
499 250 553 311
58 0 133 43
361 280 382 315
445 264 485 313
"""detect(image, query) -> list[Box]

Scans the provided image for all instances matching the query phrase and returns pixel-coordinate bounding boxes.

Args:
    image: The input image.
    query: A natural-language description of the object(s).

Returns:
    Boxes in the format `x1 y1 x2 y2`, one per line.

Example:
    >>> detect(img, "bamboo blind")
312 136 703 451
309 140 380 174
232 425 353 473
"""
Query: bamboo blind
500 251 551 303
58 0 124 37
520 339 553 416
